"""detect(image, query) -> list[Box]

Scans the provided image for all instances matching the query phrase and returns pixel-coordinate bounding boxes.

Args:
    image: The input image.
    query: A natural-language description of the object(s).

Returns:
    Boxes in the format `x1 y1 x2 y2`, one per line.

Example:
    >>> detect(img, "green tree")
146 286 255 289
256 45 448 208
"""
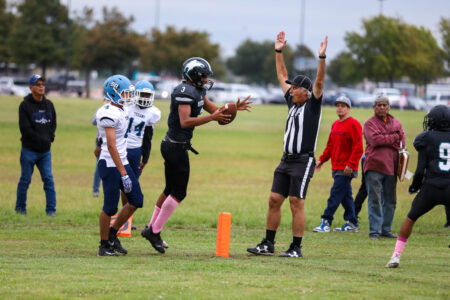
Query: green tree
345 16 408 86
327 51 363 86
8 0 68 77
439 17 450 74
140 26 221 78
227 39 295 85
0 0 16 71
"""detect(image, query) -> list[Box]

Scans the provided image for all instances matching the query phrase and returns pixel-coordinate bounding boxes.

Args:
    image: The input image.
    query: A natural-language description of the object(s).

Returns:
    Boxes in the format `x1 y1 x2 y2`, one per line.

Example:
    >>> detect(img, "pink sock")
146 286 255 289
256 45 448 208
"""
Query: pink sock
148 206 161 228
393 236 408 257
152 195 179 233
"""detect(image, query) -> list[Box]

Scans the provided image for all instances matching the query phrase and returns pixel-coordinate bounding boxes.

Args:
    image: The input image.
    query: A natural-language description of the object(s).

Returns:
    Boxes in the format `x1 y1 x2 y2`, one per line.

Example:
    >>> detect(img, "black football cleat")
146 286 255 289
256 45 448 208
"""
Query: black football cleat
98 244 119 256
278 243 302 258
141 226 165 253
247 239 275 256
109 237 128 255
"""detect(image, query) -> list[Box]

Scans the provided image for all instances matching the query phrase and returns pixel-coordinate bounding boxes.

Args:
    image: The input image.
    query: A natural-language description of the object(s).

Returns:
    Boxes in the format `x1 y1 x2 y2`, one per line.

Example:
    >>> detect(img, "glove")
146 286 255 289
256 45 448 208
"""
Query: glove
408 185 418 194
121 175 132 193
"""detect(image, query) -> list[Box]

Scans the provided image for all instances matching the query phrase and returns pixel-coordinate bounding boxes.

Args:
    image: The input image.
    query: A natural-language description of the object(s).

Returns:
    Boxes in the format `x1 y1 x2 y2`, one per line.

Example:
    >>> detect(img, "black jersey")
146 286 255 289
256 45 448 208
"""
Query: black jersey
166 82 206 142
283 89 322 155
411 129 450 189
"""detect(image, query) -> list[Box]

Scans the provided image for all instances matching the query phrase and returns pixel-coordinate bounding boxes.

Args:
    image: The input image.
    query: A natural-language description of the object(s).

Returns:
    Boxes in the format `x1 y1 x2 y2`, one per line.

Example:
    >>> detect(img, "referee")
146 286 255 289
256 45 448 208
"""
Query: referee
247 31 328 258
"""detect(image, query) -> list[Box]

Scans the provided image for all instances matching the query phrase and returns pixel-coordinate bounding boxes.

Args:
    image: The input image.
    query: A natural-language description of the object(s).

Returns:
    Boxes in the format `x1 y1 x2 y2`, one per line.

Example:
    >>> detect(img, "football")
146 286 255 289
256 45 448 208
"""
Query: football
218 103 237 125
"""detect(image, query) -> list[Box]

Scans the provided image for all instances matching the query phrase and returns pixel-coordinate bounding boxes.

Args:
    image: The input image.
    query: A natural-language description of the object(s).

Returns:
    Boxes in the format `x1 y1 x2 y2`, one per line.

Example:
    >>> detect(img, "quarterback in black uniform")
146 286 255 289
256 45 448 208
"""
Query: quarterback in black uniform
141 57 251 253
386 105 450 268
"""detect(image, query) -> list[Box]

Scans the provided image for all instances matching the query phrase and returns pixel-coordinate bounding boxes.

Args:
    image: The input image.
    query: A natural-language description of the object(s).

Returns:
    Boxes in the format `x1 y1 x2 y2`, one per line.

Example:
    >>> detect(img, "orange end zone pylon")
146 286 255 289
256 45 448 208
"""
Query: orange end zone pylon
109 215 133 237
216 212 232 257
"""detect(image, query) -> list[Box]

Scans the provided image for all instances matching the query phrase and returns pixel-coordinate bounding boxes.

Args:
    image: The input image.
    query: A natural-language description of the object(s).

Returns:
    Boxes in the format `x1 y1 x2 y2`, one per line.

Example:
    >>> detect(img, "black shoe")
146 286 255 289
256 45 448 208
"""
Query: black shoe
141 226 165 253
279 243 302 258
109 237 128 255
369 233 380 239
46 211 56 217
444 223 450 229
131 225 137 230
381 232 397 239
15 208 27 215
247 239 275 256
98 244 119 256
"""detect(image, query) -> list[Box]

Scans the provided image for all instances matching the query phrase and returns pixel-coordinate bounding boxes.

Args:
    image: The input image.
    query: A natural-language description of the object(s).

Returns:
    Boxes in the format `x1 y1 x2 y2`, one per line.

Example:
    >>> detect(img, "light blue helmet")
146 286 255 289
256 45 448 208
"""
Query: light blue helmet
103 75 134 106
134 80 155 108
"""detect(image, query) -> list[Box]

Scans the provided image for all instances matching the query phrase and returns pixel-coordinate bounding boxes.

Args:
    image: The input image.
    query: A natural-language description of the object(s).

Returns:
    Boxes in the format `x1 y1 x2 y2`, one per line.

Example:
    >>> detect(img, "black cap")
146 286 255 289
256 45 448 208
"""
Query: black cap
285 75 312 91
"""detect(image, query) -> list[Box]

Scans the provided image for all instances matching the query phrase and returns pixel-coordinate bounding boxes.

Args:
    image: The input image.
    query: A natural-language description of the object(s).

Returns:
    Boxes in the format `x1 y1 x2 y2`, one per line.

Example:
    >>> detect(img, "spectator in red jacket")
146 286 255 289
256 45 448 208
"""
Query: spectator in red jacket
313 95 363 232
364 95 405 239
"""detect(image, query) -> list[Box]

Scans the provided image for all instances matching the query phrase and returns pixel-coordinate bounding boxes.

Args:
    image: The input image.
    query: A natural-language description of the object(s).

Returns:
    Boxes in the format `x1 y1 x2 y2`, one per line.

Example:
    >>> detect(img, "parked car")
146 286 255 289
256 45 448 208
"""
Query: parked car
46 73 85 96
154 80 179 100
208 83 261 104
0 77 30 97
328 88 373 107
425 92 450 109
372 88 406 108
263 87 285 104
405 96 427 111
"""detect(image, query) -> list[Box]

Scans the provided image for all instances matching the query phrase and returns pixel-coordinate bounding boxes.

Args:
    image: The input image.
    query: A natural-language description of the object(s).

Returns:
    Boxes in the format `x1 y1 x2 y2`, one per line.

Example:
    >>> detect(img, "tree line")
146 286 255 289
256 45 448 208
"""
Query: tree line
0 1 449 97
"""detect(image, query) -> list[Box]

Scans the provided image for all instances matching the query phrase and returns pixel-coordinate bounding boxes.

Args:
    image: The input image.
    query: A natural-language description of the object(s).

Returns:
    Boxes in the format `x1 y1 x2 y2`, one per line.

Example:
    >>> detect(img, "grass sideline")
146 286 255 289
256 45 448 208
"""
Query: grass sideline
0 95 448 299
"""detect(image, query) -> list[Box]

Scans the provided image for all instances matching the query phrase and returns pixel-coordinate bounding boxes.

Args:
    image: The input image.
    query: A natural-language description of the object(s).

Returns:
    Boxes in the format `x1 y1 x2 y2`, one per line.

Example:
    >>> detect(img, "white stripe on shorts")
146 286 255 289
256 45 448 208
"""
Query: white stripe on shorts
299 157 314 199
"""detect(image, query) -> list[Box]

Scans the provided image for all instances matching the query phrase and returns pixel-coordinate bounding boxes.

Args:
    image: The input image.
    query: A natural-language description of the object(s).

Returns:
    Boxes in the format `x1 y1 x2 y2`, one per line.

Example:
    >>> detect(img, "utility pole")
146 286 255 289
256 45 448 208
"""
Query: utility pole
299 0 305 48
155 0 160 29
64 0 71 92
377 0 386 15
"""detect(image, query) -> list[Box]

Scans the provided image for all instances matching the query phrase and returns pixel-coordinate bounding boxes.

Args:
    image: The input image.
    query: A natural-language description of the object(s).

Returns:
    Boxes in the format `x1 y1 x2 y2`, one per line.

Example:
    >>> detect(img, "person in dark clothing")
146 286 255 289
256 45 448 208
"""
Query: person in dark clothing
354 155 367 219
16 75 57 216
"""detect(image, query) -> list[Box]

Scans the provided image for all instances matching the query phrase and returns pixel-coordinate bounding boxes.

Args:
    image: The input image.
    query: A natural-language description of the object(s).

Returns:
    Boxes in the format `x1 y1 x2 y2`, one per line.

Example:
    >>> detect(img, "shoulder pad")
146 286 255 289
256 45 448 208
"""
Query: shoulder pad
97 105 121 128
413 131 428 151
173 83 198 103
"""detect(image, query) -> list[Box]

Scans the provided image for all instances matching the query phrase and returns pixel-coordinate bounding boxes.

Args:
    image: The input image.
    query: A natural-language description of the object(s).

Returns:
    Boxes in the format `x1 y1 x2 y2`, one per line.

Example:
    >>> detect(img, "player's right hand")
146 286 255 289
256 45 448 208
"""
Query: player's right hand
121 175 132 193
408 185 418 194
211 107 231 124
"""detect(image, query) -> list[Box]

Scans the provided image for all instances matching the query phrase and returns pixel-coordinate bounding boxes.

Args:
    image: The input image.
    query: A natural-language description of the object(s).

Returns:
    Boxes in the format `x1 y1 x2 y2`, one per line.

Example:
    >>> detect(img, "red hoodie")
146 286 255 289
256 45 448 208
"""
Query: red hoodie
363 114 405 176
319 116 363 171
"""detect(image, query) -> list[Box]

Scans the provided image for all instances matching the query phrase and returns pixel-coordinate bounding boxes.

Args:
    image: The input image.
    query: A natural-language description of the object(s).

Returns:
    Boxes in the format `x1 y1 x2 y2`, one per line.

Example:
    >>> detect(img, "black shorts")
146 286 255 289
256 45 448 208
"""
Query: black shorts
161 139 190 201
407 183 450 221
271 155 315 199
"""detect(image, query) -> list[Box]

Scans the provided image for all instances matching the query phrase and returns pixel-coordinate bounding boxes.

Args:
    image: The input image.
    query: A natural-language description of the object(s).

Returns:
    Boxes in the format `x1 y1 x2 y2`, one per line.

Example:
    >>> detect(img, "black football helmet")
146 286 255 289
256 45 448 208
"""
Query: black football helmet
423 105 450 131
182 57 214 90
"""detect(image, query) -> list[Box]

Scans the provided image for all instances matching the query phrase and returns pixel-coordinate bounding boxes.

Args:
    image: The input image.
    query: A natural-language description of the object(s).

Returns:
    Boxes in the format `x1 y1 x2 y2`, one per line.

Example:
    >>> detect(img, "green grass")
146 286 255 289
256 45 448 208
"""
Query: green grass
0 95 448 299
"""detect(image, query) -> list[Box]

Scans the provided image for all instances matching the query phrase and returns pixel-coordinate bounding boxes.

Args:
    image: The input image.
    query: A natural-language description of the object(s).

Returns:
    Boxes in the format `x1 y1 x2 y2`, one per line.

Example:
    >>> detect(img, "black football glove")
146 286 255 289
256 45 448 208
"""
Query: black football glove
408 185 419 194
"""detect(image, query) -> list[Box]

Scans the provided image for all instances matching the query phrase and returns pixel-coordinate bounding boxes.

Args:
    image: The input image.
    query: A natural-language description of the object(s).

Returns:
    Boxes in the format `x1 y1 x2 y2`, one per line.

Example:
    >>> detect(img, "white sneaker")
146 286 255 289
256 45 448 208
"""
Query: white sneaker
162 240 169 249
333 221 359 232
313 219 330 232
386 254 400 268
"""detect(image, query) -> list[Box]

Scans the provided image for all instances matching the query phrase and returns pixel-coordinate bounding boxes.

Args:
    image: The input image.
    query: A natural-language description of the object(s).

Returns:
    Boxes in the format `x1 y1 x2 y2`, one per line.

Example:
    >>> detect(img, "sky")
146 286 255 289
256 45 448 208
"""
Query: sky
69 0 449 59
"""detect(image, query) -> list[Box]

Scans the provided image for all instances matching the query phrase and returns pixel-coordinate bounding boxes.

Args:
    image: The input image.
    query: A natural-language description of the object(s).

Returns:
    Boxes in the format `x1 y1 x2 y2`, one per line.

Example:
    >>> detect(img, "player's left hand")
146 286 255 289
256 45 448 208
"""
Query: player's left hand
408 185 418 194
236 95 252 112
318 35 328 56
138 162 146 176
121 175 132 193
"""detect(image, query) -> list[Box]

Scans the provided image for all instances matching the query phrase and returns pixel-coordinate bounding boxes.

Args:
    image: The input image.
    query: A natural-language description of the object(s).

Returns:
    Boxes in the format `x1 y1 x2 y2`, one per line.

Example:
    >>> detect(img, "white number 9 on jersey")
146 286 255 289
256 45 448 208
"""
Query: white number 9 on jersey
439 142 450 171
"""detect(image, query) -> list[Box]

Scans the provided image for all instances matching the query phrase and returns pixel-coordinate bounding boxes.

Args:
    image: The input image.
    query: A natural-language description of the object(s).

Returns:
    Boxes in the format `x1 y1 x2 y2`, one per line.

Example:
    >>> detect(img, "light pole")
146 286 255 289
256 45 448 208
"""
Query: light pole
64 0 71 92
377 0 386 15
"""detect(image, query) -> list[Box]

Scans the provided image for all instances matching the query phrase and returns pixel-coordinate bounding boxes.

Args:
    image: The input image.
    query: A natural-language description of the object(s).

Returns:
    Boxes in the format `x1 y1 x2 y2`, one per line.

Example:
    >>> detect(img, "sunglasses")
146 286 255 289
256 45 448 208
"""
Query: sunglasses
34 83 45 87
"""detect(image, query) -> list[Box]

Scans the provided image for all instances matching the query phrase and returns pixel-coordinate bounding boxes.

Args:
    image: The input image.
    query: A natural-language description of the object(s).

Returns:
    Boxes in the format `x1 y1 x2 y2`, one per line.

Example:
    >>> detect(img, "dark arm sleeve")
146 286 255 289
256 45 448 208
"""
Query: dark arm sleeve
50 101 57 142
141 126 154 164
410 149 427 191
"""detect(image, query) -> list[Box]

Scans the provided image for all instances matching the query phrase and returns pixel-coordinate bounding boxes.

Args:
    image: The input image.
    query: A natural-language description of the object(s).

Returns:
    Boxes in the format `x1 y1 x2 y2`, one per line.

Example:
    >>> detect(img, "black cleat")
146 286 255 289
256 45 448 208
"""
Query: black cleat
109 237 128 255
131 225 137 230
278 243 302 258
247 239 275 256
98 244 119 256
141 226 165 253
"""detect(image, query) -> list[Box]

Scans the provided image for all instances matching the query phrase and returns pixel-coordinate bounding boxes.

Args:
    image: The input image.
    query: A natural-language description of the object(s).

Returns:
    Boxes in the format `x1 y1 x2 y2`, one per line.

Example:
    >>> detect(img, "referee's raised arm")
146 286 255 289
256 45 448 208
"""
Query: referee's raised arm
313 35 328 99
275 31 290 95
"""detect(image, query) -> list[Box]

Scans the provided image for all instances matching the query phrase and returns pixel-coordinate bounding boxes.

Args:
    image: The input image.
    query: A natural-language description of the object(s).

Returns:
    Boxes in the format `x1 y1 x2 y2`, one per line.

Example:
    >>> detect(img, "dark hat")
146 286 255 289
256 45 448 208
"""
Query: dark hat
334 95 351 108
285 75 312 91
29 74 45 86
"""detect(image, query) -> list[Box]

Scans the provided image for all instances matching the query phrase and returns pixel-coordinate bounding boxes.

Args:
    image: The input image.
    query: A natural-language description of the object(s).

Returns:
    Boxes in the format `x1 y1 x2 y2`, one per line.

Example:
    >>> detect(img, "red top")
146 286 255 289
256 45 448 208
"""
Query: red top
319 116 363 171
363 114 405 176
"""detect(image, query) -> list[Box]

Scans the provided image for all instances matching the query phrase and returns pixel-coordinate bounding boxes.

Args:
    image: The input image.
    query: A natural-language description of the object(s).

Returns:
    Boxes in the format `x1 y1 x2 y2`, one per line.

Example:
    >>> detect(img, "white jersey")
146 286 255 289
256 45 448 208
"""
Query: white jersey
125 105 161 149
96 103 129 167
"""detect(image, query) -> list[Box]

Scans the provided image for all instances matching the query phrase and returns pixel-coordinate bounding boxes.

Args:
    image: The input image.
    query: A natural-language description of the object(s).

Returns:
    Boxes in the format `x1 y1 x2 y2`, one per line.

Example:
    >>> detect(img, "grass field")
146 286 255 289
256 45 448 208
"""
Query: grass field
0 95 448 299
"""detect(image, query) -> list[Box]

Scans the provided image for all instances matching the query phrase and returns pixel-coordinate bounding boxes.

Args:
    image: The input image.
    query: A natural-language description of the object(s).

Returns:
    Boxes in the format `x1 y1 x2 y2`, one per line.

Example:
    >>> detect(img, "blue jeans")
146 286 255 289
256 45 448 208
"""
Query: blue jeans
321 175 358 225
16 148 56 213
93 158 101 193
365 171 397 235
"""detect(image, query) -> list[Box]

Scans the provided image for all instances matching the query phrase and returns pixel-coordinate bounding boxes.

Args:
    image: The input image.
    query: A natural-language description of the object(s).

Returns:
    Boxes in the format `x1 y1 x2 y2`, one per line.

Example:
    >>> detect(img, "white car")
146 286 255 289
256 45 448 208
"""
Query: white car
426 92 450 110
0 77 30 97
208 83 261 104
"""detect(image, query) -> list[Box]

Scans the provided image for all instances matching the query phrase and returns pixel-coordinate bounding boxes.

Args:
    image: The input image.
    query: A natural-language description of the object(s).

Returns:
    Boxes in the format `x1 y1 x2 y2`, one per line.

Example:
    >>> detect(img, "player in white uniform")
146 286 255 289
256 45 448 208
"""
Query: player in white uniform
121 80 160 209
96 74 144 256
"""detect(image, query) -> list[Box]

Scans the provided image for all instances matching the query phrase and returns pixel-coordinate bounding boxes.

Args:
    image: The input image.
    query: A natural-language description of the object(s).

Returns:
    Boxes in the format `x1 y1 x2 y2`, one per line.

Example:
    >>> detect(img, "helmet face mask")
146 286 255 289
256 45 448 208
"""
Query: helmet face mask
423 105 450 131
182 57 214 90
134 80 155 108
104 75 134 106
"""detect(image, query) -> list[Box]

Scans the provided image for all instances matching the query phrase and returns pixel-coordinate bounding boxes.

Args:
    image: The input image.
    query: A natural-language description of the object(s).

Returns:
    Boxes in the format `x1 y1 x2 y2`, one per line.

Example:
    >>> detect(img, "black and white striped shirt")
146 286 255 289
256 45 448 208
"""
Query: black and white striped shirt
283 89 322 154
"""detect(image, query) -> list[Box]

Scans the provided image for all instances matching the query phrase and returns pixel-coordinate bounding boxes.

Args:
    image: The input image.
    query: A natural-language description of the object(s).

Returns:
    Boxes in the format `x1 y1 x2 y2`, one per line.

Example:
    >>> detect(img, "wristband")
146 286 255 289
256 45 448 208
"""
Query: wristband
319 55 326 59
275 49 282 53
